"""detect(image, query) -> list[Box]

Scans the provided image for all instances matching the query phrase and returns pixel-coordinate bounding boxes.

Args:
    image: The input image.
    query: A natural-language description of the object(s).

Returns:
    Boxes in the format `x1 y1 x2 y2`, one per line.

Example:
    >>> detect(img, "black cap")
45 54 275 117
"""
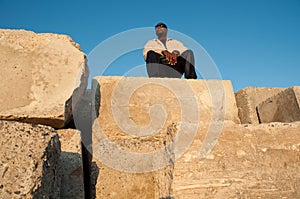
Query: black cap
155 22 167 29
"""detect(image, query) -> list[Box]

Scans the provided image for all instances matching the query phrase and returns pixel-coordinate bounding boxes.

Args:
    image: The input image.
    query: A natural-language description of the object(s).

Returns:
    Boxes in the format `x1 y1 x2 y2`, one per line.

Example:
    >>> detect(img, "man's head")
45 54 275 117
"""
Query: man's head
155 22 168 38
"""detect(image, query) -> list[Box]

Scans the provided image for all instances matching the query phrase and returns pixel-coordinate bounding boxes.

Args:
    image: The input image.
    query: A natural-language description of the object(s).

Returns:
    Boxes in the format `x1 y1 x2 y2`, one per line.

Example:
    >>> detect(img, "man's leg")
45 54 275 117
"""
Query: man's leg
178 50 197 79
146 51 163 77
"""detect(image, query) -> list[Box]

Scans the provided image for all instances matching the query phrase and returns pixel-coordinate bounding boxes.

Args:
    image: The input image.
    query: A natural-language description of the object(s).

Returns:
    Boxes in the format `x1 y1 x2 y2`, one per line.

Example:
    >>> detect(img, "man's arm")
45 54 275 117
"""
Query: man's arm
170 40 188 55
143 40 165 60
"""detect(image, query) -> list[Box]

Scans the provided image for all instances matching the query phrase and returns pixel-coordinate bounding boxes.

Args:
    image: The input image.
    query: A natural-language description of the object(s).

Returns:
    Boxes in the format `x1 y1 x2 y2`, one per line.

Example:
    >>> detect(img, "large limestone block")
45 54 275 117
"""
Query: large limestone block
90 76 240 198
0 120 61 198
0 29 89 128
172 121 300 198
93 162 173 199
92 123 175 198
92 76 240 127
58 129 84 199
257 86 300 123
235 87 284 124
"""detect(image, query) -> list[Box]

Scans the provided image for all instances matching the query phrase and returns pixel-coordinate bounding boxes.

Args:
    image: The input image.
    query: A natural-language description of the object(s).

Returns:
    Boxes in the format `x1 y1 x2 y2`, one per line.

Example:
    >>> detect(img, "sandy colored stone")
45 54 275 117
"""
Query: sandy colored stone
92 124 175 199
58 129 84 199
172 121 300 198
257 86 300 123
0 120 61 198
92 121 300 199
90 76 240 198
0 29 89 128
89 76 300 198
92 76 240 129
235 87 284 124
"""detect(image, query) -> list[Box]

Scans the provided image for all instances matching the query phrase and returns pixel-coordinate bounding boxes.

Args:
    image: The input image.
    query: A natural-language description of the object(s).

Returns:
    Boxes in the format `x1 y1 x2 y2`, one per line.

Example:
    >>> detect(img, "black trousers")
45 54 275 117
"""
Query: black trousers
146 50 197 79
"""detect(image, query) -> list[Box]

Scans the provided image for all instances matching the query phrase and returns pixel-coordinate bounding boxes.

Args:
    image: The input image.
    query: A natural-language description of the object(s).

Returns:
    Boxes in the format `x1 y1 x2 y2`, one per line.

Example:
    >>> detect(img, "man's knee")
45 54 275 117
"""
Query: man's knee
180 50 194 64
146 51 160 62
147 50 156 56
181 49 194 57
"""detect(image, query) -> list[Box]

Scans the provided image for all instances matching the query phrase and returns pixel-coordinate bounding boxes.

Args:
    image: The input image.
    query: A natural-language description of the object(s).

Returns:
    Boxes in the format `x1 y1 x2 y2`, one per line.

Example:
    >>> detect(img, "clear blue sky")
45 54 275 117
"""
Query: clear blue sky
1 0 299 91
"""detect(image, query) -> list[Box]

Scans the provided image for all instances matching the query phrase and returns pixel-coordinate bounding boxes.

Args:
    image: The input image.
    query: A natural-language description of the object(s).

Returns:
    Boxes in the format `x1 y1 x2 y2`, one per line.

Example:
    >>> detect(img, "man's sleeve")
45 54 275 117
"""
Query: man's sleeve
172 40 188 55
143 40 164 61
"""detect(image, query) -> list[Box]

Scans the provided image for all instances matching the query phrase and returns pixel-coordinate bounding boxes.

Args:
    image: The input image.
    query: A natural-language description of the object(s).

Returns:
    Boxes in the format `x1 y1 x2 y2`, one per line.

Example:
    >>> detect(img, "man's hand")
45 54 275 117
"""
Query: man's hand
162 50 178 65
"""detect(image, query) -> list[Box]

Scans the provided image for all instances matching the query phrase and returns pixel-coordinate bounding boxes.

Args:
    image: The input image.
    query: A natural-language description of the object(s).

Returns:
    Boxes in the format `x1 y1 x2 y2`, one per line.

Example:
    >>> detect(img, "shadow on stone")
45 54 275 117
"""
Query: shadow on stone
72 79 100 199
60 151 84 198
90 161 100 199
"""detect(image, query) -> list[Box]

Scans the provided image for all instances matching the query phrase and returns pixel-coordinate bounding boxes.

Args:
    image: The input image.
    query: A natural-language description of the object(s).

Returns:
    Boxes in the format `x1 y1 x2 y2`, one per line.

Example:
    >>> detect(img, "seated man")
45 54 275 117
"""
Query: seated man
143 22 197 79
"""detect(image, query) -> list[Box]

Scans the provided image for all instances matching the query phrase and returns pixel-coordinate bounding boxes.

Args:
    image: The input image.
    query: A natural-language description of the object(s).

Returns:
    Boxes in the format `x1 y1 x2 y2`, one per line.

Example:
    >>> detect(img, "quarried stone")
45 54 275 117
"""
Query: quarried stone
0 120 61 198
0 29 89 128
257 86 300 123
235 87 284 124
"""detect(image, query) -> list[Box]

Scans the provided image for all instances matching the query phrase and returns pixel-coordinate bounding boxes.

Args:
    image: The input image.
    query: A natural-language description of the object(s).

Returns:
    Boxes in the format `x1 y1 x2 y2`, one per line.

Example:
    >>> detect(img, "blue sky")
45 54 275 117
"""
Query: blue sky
1 0 299 91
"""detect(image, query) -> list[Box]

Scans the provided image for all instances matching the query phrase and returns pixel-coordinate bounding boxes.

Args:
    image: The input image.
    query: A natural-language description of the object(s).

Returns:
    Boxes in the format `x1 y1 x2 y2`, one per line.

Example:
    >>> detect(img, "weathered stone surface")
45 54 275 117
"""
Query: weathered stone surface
0 29 89 128
92 162 173 199
235 87 284 124
0 120 61 198
90 76 240 198
92 76 240 127
58 129 84 199
172 121 300 198
92 124 175 198
257 86 300 123
89 76 300 198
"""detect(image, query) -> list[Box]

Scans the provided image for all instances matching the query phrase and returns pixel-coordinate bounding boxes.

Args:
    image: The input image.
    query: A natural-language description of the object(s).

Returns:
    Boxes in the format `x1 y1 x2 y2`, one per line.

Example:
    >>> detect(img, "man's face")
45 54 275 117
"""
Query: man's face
155 25 168 37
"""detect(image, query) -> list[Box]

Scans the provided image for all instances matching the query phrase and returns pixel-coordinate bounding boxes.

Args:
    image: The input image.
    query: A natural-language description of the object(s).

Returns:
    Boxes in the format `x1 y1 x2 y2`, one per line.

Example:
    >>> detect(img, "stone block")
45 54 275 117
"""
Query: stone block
172 121 300 198
92 76 240 126
0 120 61 198
90 76 240 198
257 86 300 123
0 29 89 128
235 87 284 124
58 129 84 199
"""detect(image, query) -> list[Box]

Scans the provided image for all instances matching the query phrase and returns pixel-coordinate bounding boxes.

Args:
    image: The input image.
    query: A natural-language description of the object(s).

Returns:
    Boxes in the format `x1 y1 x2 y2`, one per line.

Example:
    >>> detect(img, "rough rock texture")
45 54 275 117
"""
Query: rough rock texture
0 29 89 128
93 76 240 126
172 121 300 198
89 76 300 198
91 76 240 198
0 120 61 198
235 87 284 124
257 86 300 123
58 129 84 199
91 128 175 199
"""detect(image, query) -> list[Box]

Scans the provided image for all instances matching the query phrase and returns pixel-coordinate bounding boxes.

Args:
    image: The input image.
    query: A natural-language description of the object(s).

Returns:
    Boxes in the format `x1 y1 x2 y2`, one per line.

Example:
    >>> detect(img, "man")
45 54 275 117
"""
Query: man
143 22 197 79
